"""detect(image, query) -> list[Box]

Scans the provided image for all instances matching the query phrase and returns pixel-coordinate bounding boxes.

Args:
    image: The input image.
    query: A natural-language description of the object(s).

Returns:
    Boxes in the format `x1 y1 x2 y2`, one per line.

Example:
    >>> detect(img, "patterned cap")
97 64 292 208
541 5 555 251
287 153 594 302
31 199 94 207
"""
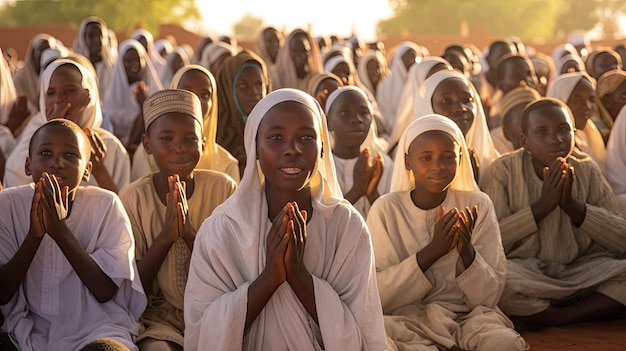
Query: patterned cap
143 89 203 131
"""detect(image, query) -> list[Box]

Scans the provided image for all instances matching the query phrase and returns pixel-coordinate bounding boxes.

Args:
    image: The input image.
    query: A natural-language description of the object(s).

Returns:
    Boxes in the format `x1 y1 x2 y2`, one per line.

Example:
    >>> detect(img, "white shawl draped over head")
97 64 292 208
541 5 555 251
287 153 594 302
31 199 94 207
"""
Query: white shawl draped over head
131 28 166 74
356 50 389 94
13 34 57 111
546 71 606 166
391 113 478 193
0 47 17 125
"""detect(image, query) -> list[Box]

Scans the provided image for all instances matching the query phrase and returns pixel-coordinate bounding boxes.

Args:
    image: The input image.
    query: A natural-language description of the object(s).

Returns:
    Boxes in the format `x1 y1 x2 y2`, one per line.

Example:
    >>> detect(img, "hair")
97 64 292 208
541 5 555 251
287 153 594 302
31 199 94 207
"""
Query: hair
496 54 530 83
521 98 572 134
78 338 130 351
28 119 90 157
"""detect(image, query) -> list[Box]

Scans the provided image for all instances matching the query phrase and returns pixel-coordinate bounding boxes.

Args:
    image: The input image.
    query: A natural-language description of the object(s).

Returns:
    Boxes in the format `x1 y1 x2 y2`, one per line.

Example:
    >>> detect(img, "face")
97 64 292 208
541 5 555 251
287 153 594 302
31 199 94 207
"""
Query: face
85 22 103 57
487 42 514 69
290 35 311 76
144 112 204 179
136 36 148 53
331 62 353 86
592 53 620 79
236 65 265 116
560 59 581 74
401 48 417 71
499 58 536 94
123 48 144 84
431 77 476 136
532 59 550 96
366 58 382 87
256 101 319 193
264 29 280 62
327 91 372 151
177 70 213 118
26 124 92 192
405 130 459 195
521 105 574 168
603 79 626 119
44 64 90 123
566 78 595 130
314 78 341 111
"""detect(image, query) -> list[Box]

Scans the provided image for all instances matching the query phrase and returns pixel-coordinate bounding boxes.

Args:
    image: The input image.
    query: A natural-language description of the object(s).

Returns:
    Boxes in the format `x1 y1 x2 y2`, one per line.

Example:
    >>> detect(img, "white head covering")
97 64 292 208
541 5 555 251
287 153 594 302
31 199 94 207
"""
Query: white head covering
551 43 578 65
103 39 163 140
325 86 386 155
0 47 17 125
606 105 626 195
356 50 389 94
154 39 173 58
388 57 453 149
200 42 236 72
39 47 68 74
391 114 478 193
547 72 606 166
73 16 115 68
131 28 166 74
211 88 342 239
40 59 103 128
159 47 190 88
555 54 585 75
13 34 57 111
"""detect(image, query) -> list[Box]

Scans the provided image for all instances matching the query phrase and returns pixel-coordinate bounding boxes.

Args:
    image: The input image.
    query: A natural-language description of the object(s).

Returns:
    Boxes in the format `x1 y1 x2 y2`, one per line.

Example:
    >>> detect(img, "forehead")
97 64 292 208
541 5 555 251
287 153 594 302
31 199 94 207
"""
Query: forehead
334 90 368 107
238 65 263 80
408 130 457 152
527 105 570 126
32 124 88 152
179 70 210 87
434 77 471 94
260 101 317 130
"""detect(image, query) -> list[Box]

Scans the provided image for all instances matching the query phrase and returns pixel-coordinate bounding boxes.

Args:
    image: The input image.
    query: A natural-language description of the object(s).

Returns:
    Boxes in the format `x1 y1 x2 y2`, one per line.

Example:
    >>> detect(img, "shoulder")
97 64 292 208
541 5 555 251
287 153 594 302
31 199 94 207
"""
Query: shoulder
96 128 128 152
450 189 495 209
119 174 153 200
370 191 408 212
193 170 237 191
77 186 121 205
0 184 33 205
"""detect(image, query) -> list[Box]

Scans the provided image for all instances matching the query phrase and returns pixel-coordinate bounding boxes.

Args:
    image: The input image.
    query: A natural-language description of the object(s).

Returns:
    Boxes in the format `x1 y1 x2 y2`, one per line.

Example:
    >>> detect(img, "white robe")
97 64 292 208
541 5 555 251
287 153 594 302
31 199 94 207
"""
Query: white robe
0 185 146 351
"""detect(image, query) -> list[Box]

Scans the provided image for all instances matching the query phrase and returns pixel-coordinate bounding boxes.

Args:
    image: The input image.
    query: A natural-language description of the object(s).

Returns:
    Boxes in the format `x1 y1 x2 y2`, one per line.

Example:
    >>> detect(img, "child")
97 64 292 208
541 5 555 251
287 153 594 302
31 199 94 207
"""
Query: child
368 114 526 351
216 51 270 177
73 16 115 100
4 58 130 193
255 26 283 88
325 86 392 218
273 28 323 90
490 86 541 154
184 88 387 350
585 48 622 80
606 102 626 217
131 65 240 183
357 49 389 96
120 89 237 350
0 119 146 351
595 69 626 136
305 72 343 111
483 98 626 329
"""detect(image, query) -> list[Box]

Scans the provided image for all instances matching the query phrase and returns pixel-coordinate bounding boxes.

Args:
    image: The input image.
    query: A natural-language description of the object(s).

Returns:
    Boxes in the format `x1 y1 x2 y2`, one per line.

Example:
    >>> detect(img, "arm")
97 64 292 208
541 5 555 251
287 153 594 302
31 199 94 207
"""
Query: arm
366 152 384 205
85 128 118 193
343 149 372 205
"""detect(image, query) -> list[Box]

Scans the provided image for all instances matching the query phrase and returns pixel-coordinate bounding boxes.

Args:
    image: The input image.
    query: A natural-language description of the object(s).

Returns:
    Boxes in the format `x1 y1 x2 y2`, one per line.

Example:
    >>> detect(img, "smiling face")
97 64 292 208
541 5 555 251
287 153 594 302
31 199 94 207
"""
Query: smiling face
44 64 90 123
405 130 459 196
177 69 213 118
123 48 144 85
521 103 574 171
327 90 372 158
256 101 319 193
235 65 265 116
26 122 92 193
431 77 476 136
566 77 595 130
144 112 204 179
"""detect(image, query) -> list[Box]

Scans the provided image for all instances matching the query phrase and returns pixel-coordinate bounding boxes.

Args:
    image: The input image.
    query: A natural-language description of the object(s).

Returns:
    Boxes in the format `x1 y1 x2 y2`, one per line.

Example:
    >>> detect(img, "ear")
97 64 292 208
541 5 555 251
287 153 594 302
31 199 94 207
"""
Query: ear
142 134 151 155
84 88 91 105
520 132 528 149
82 160 93 182
25 156 32 176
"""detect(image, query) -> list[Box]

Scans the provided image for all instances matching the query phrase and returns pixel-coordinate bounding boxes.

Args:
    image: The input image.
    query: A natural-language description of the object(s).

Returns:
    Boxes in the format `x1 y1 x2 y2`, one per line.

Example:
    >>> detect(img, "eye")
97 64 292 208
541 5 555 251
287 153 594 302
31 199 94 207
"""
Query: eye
46 89 56 97
268 134 282 141
441 98 451 104
159 136 172 141
200 92 211 99
238 83 248 90
39 150 52 156
420 155 431 162
339 109 350 117
300 134 315 141
64 152 79 158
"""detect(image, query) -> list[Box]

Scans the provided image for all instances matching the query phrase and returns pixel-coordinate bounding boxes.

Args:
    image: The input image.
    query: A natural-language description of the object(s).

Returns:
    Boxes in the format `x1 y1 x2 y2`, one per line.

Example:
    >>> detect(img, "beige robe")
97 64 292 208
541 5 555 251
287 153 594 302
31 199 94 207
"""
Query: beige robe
483 149 626 316
367 190 527 351
119 170 236 345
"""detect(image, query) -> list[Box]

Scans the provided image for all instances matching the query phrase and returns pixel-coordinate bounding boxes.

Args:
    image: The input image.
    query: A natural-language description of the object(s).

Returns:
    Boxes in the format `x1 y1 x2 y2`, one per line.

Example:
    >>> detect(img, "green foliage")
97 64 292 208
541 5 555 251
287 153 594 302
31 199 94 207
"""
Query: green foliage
0 0 201 35
232 13 264 41
376 0 609 40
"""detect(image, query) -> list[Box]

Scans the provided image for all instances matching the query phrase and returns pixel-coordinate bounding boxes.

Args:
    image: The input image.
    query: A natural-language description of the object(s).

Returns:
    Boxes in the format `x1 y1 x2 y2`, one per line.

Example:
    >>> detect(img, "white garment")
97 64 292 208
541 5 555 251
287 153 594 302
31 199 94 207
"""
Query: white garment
490 126 515 155
184 89 387 350
0 185 146 351
606 104 626 217
0 47 17 158
131 29 166 77
73 16 115 101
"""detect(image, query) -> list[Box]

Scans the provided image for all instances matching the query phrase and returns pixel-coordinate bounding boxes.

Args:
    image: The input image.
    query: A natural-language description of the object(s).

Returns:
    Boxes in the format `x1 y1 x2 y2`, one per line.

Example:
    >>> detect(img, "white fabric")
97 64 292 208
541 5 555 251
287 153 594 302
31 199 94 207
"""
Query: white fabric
0 185 146 351
131 29 166 76
555 54 585 75
73 16 115 100
102 39 163 141
490 126 515 155
200 42 236 72
184 88 387 350
357 50 389 95
12 34 57 112
606 105 626 200
0 47 17 157
159 47 190 88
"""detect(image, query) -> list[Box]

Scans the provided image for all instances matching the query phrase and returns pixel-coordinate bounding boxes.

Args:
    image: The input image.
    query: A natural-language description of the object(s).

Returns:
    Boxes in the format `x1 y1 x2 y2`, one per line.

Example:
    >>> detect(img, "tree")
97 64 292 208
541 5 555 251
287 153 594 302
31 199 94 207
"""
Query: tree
377 0 568 40
0 0 201 35
555 0 626 38
232 13 264 41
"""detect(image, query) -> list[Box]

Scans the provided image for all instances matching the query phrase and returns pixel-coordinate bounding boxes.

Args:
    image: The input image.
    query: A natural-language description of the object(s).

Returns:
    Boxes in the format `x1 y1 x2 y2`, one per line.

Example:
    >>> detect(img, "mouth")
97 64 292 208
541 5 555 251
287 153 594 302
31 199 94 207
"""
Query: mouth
547 149 569 157
428 175 450 184
280 167 305 175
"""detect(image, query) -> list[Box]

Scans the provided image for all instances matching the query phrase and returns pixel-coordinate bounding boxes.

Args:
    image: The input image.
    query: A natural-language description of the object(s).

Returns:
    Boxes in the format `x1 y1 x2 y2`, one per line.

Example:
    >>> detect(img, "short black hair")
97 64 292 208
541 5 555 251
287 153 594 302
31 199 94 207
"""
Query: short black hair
521 98 572 134
496 54 530 83
28 119 90 157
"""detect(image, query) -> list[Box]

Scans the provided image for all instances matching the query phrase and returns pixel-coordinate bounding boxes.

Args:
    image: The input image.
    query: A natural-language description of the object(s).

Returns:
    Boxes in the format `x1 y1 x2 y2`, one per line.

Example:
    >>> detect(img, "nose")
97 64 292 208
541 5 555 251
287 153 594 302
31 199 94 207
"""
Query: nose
284 137 302 156
548 130 563 144
49 153 65 169
172 139 185 153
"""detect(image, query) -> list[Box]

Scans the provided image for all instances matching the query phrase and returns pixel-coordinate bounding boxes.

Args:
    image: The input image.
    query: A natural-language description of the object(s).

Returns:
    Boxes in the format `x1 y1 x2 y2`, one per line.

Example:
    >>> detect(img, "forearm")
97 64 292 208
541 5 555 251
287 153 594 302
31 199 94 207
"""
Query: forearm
53 227 118 302
245 270 280 330
136 231 176 291
366 189 380 205
125 111 145 154
91 166 119 194
561 198 586 227
344 187 365 205
0 233 42 304
288 270 318 324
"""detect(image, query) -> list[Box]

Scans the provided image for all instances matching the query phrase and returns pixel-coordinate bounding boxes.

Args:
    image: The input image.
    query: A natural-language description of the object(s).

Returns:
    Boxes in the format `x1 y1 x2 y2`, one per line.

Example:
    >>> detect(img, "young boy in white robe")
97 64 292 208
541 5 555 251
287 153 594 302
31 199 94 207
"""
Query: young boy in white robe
325 86 392 219
483 98 626 330
183 88 388 350
367 114 527 351
119 89 237 350
0 119 146 351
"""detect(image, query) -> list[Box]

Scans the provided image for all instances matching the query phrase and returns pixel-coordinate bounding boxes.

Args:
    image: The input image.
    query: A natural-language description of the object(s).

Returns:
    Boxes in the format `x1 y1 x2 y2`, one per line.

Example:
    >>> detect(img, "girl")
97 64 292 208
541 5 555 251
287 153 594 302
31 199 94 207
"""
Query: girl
585 48 622 80
305 72 343 112
132 64 240 183
4 58 130 193
131 29 166 76
273 28 323 90
200 42 236 77
13 34 57 112
595 69 626 136
367 114 526 351
158 48 190 88
325 86 393 218
73 16 115 101
255 26 283 88
184 89 387 350
216 51 270 177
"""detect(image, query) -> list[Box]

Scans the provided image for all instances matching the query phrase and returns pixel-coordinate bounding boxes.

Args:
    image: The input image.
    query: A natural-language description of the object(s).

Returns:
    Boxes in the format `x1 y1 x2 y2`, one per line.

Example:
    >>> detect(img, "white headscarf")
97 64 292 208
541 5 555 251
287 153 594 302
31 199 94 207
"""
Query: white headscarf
388 56 453 149
0 47 17 125
131 29 166 74
555 54 585 76
13 34 57 111
412 69 499 185
160 47 190 88
547 72 606 167
73 16 115 98
356 50 389 94
606 105 626 195
211 88 342 241
391 114 478 193
200 42 236 72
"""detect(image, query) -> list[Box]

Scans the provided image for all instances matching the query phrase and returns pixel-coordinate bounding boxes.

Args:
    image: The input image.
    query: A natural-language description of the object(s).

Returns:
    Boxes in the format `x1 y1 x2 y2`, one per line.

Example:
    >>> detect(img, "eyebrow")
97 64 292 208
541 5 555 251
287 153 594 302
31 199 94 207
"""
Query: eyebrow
264 125 316 132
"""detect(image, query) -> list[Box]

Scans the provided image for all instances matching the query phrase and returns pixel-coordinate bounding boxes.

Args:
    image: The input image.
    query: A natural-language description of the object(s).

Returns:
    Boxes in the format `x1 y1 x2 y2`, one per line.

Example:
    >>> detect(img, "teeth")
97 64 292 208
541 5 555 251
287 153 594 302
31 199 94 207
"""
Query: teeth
281 168 302 175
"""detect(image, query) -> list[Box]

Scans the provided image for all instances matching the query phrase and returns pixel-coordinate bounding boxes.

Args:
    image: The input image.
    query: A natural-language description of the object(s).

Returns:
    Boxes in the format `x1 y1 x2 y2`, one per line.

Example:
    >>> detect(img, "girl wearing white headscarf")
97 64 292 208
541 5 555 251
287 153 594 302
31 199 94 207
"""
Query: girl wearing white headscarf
131 64 240 183
13 34 57 112
357 50 390 96
3 59 130 191
184 88 387 350
102 39 163 142
131 29 166 76
375 41 421 132
159 47 190 88
0 47 18 162
367 114 527 351
73 16 115 100
605 105 626 217
547 72 606 170
273 28 324 91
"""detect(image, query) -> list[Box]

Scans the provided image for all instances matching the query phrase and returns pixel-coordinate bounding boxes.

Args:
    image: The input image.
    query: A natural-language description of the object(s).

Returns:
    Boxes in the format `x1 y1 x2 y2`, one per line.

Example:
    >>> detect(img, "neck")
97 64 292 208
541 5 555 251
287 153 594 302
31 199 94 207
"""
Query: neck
332 144 360 159
265 181 313 221
410 188 447 210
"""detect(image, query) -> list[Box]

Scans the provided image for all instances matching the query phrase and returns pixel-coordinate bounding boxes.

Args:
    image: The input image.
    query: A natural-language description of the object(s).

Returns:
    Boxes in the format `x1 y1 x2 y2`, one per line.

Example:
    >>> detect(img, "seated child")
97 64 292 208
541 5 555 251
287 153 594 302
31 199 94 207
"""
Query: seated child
490 86 541 154
131 65 240 183
119 89 237 350
325 86 393 218
0 119 146 351
368 114 527 351
183 88 387 350
483 98 626 330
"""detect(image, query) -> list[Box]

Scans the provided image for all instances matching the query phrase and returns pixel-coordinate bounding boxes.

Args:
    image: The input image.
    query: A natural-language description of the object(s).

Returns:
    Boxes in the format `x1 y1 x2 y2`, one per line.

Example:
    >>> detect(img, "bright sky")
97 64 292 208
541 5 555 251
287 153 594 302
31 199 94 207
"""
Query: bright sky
196 0 394 41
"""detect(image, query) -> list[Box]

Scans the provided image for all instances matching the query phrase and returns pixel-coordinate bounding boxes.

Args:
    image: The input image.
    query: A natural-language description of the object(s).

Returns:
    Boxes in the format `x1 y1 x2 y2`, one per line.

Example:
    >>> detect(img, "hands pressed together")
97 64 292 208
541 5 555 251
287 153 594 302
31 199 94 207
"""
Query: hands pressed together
163 174 194 248
348 147 384 205
533 157 585 226
29 172 71 241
